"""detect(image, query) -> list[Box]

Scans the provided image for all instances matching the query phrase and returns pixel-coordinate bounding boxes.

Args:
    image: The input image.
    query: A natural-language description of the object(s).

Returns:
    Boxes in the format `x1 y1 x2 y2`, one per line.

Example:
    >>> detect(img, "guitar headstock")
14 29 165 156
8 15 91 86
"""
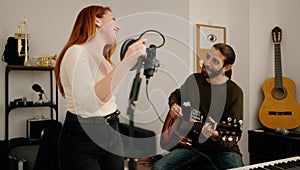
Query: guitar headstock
216 117 243 142
272 26 282 43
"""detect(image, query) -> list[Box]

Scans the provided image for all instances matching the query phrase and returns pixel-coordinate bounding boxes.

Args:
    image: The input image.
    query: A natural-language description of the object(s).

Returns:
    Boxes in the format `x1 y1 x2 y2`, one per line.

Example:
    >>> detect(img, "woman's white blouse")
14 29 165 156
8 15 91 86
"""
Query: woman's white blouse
60 45 117 118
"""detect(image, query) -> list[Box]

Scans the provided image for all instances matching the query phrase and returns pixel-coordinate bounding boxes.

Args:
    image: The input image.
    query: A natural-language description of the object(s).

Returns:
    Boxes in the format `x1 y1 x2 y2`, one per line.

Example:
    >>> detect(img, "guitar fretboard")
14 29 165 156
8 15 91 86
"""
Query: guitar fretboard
274 43 283 88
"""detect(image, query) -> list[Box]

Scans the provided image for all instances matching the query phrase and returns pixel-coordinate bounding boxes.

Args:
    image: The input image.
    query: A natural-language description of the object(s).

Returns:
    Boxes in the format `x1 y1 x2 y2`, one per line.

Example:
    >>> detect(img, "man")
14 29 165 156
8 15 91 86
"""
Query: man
152 43 244 170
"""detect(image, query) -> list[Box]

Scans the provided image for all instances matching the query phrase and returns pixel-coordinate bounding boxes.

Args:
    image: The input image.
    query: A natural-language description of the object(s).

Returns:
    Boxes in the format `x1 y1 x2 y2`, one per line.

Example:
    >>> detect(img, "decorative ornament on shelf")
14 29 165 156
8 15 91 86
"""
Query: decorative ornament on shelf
36 54 57 67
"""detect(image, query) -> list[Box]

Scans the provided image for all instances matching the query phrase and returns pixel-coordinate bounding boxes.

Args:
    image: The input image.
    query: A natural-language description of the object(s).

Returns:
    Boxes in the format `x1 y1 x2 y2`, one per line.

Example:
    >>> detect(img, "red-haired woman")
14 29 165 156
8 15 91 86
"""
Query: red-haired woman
54 5 147 170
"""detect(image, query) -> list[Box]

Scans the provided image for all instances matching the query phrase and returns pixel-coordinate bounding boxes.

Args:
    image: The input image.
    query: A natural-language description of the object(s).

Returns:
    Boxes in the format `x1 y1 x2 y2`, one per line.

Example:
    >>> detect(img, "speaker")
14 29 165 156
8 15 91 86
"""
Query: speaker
27 119 50 139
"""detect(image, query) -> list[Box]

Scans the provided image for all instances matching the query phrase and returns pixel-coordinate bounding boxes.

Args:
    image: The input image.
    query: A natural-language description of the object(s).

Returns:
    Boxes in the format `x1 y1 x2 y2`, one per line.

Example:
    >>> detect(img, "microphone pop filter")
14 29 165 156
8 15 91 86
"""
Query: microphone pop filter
120 38 138 71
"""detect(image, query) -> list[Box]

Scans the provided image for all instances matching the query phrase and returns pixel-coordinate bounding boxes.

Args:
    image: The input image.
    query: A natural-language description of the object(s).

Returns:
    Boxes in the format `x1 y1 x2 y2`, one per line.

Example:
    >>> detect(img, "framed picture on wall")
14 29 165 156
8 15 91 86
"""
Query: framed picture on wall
195 24 226 73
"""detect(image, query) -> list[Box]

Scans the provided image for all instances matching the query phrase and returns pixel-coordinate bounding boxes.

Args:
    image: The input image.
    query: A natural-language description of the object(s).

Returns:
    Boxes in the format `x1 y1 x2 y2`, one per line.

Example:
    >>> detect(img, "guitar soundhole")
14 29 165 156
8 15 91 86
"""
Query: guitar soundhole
272 87 287 100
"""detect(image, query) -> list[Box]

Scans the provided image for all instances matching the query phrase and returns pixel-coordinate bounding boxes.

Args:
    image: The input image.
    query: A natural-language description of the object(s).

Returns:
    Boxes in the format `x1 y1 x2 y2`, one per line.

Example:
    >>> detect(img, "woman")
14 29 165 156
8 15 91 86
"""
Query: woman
54 5 147 170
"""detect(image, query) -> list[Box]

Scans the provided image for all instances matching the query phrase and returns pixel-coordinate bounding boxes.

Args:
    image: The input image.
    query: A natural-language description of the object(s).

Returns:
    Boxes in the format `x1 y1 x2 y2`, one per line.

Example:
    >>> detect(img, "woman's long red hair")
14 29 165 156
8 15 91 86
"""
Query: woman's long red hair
54 5 113 97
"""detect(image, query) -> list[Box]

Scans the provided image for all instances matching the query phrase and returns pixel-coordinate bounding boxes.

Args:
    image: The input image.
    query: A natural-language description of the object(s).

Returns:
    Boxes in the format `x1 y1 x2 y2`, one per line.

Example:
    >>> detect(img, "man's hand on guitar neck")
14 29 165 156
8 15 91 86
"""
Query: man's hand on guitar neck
201 116 219 140
170 103 183 117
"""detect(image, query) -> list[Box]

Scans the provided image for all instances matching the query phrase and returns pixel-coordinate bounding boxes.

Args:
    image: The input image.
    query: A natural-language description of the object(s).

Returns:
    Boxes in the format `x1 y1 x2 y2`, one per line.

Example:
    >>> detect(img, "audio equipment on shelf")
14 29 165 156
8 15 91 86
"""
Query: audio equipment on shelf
27 117 51 139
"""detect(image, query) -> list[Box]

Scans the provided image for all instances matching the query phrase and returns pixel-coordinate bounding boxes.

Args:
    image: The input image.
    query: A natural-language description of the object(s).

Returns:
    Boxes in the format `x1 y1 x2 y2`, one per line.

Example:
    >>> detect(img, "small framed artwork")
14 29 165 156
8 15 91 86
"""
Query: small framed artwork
195 24 226 73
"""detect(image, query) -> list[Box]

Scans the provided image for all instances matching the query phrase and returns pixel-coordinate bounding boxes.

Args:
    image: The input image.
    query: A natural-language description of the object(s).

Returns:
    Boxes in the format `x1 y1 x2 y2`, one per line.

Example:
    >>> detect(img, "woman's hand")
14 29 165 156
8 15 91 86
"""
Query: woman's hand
122 38 147 69
94 38 147 103
170 103 183 117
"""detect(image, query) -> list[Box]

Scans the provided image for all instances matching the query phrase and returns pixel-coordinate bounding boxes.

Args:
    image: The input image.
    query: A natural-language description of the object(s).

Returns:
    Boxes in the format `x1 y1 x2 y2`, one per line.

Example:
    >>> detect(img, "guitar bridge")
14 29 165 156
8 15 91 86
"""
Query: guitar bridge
269 111 292 115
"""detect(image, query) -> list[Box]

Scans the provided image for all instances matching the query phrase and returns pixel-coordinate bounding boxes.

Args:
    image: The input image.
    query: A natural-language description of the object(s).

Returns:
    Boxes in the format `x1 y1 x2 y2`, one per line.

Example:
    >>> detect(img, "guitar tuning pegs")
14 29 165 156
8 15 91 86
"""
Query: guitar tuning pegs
222 136 227 141
228 136 233 141
239 120 243 126
227 117 232 122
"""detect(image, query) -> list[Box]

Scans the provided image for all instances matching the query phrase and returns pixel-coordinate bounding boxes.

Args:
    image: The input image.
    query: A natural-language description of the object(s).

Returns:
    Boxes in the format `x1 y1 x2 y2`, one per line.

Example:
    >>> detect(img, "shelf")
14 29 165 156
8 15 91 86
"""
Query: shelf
3 65 59 170
7 102 57 112
5 65 54 71
4 65 58 141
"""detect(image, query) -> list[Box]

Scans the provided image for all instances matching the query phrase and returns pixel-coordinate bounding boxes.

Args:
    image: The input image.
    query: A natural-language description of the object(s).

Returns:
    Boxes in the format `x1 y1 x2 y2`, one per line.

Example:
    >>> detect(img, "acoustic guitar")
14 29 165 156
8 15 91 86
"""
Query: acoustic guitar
160 106 243 151
258 26 300 130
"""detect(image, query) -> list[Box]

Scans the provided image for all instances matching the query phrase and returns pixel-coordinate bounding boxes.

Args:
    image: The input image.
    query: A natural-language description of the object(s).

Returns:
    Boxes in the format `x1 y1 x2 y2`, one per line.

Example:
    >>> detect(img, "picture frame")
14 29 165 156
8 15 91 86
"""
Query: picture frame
195 24 226 73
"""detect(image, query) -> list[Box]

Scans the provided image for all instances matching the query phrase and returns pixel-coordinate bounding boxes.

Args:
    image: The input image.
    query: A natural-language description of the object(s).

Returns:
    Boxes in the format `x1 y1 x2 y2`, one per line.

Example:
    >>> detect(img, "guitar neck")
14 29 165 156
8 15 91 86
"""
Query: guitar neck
274 43 283 88
192 121 242 135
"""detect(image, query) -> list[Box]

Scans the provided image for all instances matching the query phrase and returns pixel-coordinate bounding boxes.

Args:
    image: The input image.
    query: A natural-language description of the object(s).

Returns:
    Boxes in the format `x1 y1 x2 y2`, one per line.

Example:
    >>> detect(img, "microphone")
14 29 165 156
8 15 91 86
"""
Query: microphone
143 44 158 79
32 84 44 93
120 30 165 78
274 128 300 137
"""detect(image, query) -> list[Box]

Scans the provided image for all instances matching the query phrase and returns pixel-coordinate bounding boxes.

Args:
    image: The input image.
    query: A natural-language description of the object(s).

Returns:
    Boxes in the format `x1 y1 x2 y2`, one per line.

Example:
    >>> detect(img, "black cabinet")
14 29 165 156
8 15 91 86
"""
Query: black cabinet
3 65 59 170
248 129 300 165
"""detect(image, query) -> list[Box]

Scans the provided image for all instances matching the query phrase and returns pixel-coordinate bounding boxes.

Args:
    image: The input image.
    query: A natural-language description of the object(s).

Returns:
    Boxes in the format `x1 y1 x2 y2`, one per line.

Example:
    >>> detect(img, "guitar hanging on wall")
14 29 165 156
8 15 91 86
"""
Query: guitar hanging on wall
258 26 300 130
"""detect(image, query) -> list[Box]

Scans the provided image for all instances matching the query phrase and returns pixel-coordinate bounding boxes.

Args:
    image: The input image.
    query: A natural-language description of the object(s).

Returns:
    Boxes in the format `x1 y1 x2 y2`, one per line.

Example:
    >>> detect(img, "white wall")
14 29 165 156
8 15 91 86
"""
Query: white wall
1 0 300 166
249 0 300 132
249 0 300 131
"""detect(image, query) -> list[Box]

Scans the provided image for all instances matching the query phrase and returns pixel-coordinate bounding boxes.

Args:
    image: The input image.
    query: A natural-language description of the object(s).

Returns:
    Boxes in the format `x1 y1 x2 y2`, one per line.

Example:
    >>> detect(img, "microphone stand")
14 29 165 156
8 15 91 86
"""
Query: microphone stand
35 92 44 105
127 58 143 170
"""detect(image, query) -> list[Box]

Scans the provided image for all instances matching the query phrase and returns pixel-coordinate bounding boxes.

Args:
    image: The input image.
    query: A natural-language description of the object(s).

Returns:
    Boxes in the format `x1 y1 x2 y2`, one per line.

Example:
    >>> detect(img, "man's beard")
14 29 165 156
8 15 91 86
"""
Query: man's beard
202 66 223 79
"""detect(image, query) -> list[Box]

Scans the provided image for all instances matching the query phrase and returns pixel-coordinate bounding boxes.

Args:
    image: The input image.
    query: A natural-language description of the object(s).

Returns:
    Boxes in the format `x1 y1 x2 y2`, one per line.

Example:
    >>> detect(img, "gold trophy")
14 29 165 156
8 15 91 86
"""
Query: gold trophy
15 18 29 66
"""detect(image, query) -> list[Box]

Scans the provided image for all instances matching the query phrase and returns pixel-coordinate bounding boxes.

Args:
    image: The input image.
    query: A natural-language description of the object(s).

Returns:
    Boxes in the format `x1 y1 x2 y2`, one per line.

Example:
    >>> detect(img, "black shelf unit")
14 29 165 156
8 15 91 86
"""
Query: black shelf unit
3 65 59 169
4 65 58 141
